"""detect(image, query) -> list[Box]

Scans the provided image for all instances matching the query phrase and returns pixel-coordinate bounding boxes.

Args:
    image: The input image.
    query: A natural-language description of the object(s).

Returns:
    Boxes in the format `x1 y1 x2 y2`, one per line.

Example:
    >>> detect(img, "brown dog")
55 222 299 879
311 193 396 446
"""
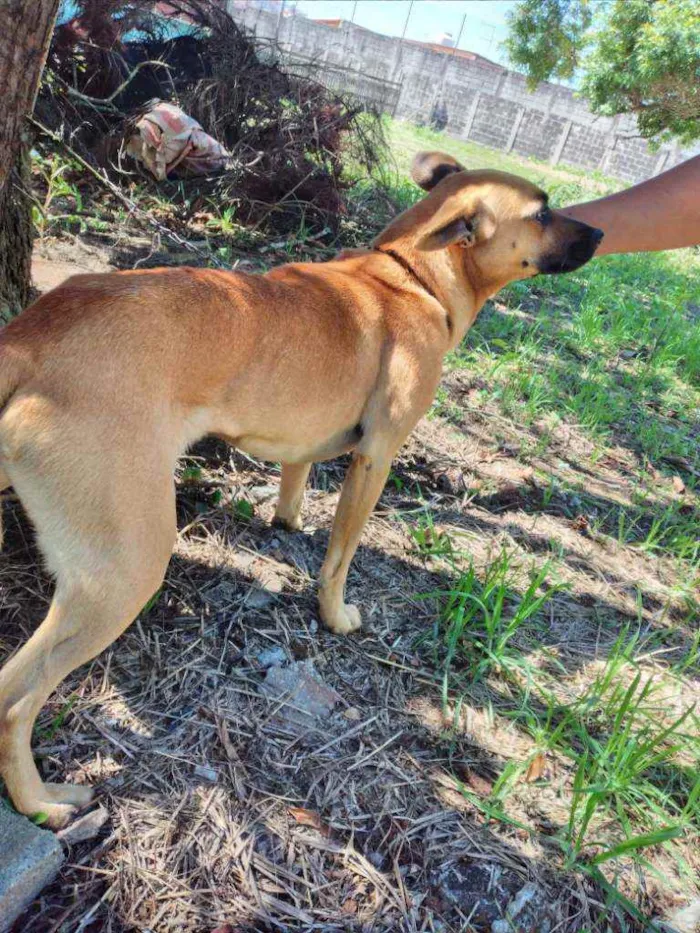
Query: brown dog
0 151 602 826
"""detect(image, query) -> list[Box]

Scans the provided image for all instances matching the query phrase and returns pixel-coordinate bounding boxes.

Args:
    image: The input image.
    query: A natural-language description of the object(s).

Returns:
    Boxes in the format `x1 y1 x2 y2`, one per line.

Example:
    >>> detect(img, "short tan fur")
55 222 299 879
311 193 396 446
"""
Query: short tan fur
0 151 602 826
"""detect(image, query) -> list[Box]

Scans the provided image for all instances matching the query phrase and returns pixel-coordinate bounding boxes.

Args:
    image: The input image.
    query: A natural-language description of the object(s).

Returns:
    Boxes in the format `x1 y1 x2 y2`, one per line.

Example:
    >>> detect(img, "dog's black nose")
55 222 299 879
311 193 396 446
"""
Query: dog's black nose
591 227 604 246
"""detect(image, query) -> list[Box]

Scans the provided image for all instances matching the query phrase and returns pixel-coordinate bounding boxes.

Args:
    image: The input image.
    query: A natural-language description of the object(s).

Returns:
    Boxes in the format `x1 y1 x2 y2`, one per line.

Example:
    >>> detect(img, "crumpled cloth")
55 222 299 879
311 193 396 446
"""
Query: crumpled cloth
125 100 230 180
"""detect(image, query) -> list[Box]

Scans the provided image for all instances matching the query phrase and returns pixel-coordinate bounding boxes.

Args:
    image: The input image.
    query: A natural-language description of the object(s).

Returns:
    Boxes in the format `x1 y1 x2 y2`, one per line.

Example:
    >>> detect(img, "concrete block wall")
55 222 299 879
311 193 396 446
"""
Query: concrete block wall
512 110 567 163
606 136 663 183
229 3 700 184
441 86 478 138
561 122 610 172
468 95 520 150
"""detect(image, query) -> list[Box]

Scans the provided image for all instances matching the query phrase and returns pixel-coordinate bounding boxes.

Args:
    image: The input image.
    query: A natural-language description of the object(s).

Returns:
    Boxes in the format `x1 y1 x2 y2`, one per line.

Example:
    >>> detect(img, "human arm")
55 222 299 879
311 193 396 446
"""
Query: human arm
561 155 700 256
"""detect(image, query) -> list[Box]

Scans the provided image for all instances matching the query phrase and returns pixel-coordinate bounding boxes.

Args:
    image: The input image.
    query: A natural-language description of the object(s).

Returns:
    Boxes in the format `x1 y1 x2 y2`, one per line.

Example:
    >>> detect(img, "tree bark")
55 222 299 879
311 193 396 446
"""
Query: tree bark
0 0 60 319
0 147 33 322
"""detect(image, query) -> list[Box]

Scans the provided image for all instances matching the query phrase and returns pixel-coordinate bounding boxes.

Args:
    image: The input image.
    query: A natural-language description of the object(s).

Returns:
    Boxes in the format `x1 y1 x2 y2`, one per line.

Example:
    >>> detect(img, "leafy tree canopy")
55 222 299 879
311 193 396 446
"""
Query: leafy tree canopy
503 0 700 145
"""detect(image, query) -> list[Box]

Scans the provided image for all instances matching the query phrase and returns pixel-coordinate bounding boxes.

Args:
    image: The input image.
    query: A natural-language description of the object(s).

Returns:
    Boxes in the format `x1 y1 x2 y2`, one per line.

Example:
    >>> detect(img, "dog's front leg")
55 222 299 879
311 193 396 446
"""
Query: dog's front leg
318 450 392 634
273 462 311 531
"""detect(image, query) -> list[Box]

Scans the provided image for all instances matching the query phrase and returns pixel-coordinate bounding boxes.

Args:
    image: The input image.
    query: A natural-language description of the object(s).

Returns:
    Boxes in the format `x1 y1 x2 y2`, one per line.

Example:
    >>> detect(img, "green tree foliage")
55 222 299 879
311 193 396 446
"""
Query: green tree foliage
504 0 700 145
503 0 593 88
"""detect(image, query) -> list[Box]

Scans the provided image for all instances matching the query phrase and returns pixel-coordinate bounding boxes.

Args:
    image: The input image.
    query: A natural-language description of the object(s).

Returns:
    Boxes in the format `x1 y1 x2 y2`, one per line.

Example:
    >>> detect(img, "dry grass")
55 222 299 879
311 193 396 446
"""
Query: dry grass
2 398 697 931
2 128 699 931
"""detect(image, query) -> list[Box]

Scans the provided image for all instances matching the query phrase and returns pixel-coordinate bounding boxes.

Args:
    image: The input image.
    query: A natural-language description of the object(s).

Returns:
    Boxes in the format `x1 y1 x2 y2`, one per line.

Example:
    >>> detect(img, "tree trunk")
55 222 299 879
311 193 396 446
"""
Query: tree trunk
0 0 60 319
0 146 33 322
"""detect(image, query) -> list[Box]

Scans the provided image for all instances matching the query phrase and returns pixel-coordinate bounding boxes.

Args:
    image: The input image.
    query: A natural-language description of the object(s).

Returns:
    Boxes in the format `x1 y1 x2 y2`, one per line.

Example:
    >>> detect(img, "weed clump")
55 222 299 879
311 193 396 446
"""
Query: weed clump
39 0 387 237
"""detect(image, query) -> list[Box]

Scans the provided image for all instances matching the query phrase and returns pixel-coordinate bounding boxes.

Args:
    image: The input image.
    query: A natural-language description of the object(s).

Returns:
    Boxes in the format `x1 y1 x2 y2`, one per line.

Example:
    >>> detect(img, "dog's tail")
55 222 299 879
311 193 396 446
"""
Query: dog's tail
0 344 29 550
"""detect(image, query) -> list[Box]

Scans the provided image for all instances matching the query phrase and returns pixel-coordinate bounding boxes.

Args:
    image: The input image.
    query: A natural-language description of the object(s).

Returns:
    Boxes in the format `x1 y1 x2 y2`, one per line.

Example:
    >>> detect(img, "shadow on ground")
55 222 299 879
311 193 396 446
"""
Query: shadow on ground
1 430 695 931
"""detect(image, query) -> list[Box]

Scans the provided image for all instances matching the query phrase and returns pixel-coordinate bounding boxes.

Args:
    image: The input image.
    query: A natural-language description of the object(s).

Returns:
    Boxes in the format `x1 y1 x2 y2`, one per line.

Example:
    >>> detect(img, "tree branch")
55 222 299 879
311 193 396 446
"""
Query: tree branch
62 59 173 111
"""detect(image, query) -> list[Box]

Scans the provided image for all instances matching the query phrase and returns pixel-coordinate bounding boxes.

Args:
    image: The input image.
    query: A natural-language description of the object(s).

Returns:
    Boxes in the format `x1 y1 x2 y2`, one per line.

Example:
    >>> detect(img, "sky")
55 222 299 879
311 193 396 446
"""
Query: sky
294 0 517 66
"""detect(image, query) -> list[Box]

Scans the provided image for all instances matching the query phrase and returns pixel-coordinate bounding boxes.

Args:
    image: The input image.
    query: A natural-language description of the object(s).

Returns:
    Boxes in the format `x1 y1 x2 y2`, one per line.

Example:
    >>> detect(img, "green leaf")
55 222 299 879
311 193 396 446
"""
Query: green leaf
141 589 161 615
233 498 254 521
589 825 684 865
181 466 203 484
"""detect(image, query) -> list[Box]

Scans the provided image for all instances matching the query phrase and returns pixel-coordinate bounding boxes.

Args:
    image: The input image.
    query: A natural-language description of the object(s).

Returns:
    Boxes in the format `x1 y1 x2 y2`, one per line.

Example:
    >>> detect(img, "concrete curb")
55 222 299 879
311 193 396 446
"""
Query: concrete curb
0 805 64 932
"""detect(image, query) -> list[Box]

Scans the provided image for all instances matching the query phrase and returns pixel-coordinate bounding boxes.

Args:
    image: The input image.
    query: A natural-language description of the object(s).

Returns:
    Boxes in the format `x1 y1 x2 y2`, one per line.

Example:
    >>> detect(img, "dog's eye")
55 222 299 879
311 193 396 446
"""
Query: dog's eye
534 208 552 226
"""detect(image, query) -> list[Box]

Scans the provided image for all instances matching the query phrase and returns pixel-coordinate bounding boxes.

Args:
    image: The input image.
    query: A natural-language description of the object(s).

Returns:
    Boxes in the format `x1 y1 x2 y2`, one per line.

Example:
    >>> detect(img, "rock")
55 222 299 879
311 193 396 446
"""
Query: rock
247 564 285 610
663 900 700 933
256 646 288 669
56 806 109 846
193 764 218 782
232 552 257 572
248 485 279 503
492 881 557 933
0 804 64 932
259 660 340 729
256 566 285 593
433 862 521 928
246 587 277 610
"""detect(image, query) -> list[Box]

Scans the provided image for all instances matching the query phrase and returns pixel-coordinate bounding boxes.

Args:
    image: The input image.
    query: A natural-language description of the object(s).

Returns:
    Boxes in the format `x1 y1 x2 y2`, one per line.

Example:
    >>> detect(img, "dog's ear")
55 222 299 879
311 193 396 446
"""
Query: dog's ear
415 194 496 252
411 151 465 192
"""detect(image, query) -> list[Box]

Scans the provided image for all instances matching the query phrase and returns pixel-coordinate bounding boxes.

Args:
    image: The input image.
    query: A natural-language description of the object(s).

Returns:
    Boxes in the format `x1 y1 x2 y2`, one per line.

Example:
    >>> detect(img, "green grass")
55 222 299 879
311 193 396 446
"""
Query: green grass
407 508 455 559
420 549 563 695
382 118 700 926
28 116 699 929
416 539 699 927
31 152 85 236
386 119 618 197
461 249 700 454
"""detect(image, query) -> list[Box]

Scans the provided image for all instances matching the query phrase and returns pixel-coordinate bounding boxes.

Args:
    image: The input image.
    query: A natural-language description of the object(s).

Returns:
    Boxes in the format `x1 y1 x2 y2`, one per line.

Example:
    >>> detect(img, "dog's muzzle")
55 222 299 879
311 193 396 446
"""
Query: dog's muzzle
538 225 604 275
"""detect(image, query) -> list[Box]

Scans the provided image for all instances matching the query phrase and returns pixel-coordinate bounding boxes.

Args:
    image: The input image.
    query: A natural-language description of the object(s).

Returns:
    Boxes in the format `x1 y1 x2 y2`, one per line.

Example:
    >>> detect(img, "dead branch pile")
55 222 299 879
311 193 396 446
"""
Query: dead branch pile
37 0 387 235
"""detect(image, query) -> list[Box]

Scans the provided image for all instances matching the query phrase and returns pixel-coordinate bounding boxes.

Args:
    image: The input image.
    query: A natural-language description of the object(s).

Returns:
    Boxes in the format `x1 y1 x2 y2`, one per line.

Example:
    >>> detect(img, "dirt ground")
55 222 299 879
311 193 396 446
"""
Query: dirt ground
2 239 698 933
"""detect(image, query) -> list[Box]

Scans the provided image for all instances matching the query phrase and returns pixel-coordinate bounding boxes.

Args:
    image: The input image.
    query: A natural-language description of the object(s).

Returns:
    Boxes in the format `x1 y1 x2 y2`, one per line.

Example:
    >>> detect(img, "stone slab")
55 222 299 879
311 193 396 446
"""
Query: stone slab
0 805 64 932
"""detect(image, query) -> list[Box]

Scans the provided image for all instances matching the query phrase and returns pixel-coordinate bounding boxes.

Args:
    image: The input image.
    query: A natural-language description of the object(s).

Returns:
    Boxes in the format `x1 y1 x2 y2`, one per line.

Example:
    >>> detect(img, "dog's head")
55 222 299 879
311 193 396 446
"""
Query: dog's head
405 151 603 287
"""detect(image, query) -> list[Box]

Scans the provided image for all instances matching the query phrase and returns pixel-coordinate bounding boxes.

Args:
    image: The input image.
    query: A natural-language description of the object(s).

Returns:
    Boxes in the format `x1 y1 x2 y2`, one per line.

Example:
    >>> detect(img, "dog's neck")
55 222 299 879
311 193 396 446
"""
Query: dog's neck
373 246 441 305
372 238 488 350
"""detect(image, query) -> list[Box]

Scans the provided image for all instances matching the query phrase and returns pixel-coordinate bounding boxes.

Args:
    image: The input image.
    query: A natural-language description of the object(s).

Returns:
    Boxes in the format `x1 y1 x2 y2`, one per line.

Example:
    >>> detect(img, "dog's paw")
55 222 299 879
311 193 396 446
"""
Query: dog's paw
13 783 94 830
272 513 303 532
25 784 95 830
26 799 83 830
321 602 362 635
43 802 83 830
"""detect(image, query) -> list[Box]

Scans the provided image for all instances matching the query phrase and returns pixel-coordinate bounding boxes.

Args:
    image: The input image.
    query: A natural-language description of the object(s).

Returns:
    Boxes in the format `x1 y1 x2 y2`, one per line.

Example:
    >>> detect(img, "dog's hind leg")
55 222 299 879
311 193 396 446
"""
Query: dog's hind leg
273 462 311 531
0 462 176 828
